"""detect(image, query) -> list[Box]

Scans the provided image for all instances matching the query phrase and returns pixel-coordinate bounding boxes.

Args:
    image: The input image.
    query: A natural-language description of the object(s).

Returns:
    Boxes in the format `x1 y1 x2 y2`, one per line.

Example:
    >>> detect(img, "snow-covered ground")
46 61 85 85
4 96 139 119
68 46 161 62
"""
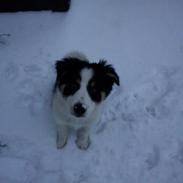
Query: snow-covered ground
0 0 183 182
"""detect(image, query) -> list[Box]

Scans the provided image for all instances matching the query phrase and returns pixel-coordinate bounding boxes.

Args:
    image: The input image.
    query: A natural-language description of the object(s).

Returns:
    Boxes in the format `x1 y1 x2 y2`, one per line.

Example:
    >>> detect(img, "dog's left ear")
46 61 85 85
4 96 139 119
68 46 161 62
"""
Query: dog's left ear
99 60 120 86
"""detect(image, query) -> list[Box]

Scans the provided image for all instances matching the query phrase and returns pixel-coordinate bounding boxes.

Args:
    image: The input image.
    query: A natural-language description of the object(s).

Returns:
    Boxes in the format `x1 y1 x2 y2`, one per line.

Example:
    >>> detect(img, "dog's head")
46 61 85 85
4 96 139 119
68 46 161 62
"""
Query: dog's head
55 55 119 119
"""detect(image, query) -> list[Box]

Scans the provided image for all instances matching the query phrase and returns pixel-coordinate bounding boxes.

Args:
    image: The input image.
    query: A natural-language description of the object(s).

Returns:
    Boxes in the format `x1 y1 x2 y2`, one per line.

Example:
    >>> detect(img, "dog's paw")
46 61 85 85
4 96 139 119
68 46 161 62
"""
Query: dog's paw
56 135 67 149
57 141 67 149
76 137 91 150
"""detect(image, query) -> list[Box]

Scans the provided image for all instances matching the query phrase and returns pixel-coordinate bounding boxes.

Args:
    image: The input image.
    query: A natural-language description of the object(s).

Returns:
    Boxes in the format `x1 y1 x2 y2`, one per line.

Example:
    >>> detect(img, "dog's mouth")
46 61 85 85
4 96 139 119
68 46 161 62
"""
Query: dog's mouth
71 112 86 118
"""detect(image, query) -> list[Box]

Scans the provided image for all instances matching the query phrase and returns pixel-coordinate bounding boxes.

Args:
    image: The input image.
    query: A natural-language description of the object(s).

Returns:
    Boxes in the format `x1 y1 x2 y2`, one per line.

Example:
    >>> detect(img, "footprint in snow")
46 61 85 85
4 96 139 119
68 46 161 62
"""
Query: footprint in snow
173 141 183 165
0 135 41 183
0 61 19 81
0 33 10 47
145 145 160 170
23 64 42 77
0 157 37 183
15 75 49 115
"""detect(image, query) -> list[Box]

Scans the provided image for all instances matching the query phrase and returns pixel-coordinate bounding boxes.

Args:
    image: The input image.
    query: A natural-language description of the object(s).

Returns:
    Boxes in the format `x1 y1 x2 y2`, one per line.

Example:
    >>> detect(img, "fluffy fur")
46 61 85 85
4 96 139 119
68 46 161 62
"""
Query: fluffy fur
52 51 120 150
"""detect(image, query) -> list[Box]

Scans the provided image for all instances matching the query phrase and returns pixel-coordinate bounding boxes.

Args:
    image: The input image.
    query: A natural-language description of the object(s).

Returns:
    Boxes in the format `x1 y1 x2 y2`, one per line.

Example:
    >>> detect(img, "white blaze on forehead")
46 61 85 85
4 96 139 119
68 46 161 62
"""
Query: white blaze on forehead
72 67 93 105
71 68 94 110
80 68 93 84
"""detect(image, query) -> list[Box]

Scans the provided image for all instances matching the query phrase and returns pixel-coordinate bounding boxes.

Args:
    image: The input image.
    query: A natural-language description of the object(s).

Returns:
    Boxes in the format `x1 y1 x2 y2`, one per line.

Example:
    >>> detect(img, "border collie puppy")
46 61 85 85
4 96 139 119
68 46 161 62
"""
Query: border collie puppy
52 52 119 150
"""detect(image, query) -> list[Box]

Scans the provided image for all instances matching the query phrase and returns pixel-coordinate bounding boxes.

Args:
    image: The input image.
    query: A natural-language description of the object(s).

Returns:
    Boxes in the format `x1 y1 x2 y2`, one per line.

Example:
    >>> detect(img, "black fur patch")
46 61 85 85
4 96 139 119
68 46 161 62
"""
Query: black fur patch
55 58 89 96
55 57 120 102
88 60 120 102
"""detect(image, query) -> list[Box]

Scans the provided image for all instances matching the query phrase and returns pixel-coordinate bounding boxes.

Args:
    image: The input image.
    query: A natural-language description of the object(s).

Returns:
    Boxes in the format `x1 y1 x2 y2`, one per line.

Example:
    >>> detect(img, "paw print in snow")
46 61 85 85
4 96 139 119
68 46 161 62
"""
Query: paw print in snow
0 157 37 183
15 79 44 115
23 64 41 77
174 142 183 165
145 106 157 117
145 145 160 170
1 62 19 81
0 135 41 183
0 33 10 47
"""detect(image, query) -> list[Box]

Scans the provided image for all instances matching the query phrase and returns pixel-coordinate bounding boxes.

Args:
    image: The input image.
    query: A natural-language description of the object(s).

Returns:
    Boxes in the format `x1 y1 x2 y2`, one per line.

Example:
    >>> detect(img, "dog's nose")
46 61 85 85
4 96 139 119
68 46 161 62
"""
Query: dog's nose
73 103 86 117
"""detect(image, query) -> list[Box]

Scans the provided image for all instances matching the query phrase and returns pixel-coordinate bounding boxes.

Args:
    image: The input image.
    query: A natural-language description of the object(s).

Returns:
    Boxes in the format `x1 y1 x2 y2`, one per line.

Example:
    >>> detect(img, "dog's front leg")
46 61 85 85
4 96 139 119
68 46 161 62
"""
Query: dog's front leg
76 127 91 150
56 124 68 149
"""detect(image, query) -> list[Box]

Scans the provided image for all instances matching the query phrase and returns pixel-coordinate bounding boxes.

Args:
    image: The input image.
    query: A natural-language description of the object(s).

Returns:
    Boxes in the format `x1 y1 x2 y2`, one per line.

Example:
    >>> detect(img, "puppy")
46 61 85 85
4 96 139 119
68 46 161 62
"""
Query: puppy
52 52 119 150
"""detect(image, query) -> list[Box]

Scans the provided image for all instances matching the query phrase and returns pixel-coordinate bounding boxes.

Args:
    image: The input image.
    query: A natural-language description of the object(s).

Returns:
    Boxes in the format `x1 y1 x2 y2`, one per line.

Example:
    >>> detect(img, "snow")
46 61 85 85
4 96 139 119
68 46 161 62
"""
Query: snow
0 0 183 182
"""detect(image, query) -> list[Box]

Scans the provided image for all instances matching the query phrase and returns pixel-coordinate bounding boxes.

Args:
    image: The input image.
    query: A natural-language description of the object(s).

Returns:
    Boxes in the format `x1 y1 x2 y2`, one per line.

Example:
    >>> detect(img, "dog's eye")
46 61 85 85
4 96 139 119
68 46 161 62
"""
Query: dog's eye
63 83 80 96
91 86 96 93
90 81 98 93
70 83 79 90
88 81 102 102
90 90 101 102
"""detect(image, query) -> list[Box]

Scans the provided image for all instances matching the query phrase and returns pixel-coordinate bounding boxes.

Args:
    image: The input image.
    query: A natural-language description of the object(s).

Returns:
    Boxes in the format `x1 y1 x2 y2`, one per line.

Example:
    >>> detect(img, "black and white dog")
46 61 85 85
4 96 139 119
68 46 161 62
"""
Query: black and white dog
52 52 119 150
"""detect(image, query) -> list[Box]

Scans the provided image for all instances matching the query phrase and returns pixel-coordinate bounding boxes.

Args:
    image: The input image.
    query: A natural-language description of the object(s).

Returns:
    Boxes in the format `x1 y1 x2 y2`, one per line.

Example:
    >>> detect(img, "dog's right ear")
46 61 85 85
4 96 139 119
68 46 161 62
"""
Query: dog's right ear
55 60 61 76
55 60 68 78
